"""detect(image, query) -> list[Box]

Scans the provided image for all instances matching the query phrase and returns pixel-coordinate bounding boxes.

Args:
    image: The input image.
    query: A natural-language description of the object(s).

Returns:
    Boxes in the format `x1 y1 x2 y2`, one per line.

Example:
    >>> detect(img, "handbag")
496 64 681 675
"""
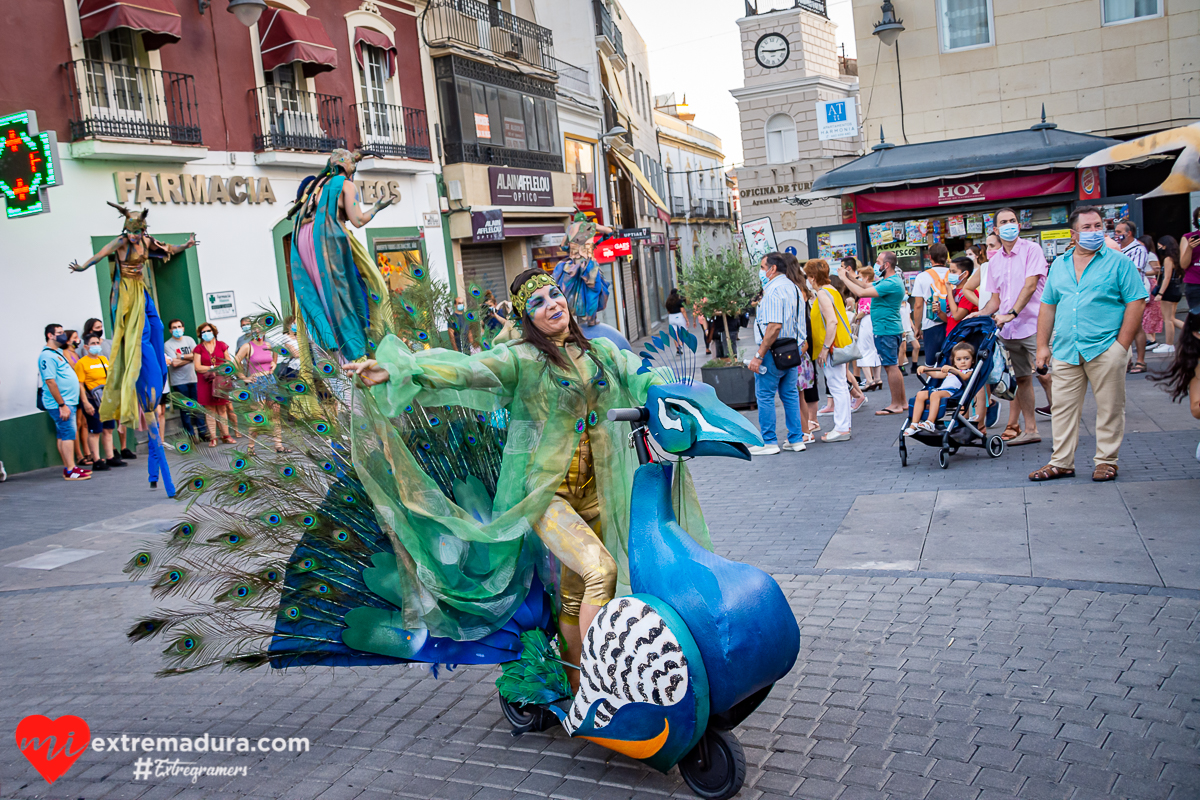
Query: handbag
989 347 1017 400
764 285 806 370
797 352 816 390
827 292 863 366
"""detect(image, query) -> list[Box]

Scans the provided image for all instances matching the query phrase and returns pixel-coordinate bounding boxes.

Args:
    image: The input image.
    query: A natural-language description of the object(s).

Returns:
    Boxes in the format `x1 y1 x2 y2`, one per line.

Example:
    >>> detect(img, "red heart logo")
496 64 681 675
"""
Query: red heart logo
15 715 91 784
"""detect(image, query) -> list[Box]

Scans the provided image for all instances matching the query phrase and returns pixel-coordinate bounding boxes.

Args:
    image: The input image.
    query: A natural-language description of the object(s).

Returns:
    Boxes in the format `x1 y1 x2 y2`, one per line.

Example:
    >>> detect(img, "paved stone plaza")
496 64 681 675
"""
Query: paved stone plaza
2 354 1198 800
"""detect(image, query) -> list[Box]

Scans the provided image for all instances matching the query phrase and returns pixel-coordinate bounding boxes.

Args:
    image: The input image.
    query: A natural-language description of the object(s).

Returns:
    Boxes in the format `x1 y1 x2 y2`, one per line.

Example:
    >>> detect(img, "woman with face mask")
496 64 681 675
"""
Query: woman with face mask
192 323 235 447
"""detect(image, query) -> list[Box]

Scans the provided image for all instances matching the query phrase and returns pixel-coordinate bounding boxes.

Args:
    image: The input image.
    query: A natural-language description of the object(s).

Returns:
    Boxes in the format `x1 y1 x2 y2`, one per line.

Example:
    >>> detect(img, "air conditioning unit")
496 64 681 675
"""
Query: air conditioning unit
447 180 464 201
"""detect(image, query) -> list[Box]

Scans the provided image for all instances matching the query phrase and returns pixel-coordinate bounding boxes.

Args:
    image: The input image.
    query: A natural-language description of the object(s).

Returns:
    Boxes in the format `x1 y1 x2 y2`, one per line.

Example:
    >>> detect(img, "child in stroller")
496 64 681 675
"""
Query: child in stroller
905 342 976 436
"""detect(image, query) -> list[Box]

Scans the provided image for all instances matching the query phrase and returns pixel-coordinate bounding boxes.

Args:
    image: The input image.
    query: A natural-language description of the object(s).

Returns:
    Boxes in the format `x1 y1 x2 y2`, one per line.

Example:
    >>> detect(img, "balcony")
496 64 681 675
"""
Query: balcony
553 58 591 96
249 85 346 154
443 141 562 172
797 0 828 17
352 103 431 161
424 0 555 74
592 0 626 67
64 59 202 146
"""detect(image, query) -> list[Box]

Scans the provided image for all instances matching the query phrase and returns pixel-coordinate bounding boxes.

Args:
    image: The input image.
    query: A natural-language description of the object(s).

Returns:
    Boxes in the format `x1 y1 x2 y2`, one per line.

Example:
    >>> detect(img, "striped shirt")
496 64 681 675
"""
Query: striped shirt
1122 239 1149 276
755 274 804 344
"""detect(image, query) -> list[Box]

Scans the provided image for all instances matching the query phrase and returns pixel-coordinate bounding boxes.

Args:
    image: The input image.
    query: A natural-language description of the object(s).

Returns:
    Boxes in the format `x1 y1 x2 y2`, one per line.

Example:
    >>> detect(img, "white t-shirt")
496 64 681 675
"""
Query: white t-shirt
911 266 950 330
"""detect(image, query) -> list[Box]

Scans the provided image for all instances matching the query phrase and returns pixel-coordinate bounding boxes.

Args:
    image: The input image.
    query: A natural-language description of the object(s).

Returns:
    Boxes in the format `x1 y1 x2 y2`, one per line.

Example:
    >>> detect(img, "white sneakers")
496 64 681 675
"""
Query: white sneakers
781 441 807 451
1151 343 1175 354
748 444 781 456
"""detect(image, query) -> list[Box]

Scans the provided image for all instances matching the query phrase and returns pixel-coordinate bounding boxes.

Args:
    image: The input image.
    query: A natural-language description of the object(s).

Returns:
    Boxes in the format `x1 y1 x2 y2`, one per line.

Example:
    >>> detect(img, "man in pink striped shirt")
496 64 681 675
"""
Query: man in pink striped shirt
974 208 1050 446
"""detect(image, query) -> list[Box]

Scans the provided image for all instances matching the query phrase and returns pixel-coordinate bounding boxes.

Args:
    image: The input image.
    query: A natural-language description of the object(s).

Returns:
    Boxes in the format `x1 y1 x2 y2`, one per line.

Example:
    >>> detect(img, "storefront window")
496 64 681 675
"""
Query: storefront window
1102 0 1160 25
938 0 994 52
565 138 597 214
438 72 561 157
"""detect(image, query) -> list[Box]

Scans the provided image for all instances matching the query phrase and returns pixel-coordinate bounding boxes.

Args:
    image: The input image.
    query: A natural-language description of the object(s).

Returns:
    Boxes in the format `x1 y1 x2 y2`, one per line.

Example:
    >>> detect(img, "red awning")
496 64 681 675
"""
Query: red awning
78 0 181 51
259 9 338 77
353 27 397 79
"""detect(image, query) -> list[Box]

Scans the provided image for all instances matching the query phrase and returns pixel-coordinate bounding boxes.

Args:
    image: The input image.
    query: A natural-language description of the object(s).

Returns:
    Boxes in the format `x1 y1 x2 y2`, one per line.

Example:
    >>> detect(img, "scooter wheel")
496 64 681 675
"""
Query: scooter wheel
498 696 556 735
678 728 746 800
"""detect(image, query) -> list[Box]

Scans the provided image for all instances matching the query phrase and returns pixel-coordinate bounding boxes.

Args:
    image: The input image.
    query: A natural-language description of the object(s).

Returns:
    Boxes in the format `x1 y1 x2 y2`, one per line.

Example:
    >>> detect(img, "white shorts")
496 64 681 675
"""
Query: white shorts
668 313 687 329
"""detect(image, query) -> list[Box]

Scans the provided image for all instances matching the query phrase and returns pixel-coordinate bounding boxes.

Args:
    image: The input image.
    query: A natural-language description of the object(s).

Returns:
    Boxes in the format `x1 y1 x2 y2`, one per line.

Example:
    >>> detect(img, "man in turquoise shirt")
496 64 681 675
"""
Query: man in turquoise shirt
839 251 908 416
1030 206 1147 483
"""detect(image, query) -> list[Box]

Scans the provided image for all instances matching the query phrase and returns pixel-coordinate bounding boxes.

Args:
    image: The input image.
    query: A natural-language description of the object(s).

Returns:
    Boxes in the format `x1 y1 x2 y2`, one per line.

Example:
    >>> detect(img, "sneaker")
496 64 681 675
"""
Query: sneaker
106 457 128 467
64 467 91 481
781 441 807 452
0 461 6 482
1035 405 1052 417
851 395 867 413
91 459 111 471
121 448 138 460
1153 344 1175 355
748 443 781 456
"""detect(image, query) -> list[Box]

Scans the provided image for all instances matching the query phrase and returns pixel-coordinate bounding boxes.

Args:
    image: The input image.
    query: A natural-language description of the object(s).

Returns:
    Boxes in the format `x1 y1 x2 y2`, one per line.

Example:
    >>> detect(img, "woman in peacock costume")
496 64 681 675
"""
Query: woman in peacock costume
126 268 712 685
552 214 612 327
70 204 197 496
288 149 394 362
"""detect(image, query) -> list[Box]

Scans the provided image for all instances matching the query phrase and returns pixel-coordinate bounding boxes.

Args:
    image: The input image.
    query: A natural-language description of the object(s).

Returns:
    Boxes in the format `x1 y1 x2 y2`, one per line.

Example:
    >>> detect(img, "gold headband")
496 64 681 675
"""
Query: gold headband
513 273 558 318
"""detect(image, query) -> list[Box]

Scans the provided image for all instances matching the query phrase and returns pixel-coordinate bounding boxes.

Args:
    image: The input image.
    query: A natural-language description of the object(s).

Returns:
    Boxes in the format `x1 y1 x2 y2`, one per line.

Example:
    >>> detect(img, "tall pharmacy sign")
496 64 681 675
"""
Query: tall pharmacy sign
0 110 62 218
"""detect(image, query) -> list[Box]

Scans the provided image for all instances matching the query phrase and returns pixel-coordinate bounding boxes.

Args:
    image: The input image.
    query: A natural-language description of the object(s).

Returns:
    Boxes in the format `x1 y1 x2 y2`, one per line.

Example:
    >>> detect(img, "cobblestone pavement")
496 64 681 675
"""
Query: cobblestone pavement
2 337 1198 800
2 572 1199 800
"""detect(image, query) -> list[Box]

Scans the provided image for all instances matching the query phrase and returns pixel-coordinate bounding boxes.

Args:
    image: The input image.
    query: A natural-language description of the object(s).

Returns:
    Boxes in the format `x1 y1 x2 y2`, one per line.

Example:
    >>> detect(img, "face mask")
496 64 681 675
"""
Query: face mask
54 332 70 346
872 263 884 280
201 331 214 342
947 273 961 286
241 324 251 334
1077 230 1106 252
290 324 297 334
171 328 183 339
456 304 465 313
758 268 768 287
998 223 1020 242
88 345 102 355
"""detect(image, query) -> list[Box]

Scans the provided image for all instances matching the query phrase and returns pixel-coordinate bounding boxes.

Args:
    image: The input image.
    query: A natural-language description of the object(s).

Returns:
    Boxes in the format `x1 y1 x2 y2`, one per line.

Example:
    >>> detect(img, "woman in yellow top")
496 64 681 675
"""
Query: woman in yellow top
806 258 855 442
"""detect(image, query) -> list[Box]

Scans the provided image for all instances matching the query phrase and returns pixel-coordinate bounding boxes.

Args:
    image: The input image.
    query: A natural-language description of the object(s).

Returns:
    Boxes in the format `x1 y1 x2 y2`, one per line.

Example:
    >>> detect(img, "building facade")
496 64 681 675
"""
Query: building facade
654 96 736 264
732 1 861 258
0 0 445 474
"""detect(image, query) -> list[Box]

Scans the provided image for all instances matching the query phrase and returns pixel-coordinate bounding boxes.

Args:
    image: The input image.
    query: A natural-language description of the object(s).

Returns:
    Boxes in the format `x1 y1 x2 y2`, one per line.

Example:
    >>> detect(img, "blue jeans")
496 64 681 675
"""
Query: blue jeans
172 382 210 439
755 357 803 445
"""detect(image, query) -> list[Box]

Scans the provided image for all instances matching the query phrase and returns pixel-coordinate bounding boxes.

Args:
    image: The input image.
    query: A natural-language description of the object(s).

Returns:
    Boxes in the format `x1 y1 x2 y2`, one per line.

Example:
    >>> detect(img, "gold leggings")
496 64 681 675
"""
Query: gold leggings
531 432 617 620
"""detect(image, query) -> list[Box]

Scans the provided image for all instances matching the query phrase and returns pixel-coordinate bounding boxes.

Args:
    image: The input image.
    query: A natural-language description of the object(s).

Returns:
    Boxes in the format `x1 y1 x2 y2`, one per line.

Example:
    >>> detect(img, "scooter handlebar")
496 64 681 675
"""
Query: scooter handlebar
607 407 649 423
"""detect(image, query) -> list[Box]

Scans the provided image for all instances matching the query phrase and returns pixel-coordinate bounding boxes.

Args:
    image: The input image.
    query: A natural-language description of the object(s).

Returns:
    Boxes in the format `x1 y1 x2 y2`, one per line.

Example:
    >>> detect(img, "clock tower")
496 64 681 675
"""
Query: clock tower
732 2 860 256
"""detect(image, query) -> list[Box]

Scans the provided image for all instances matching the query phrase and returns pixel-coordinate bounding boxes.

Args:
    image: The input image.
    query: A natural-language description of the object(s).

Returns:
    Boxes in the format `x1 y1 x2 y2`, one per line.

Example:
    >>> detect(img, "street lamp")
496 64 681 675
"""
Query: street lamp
198 0 268 27
599 126 628 148
871 1 908 143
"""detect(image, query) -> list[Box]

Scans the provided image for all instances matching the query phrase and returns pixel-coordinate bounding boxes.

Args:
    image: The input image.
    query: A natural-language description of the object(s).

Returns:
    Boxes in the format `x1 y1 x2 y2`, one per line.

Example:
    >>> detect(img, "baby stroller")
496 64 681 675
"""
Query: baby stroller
898 316 1006 469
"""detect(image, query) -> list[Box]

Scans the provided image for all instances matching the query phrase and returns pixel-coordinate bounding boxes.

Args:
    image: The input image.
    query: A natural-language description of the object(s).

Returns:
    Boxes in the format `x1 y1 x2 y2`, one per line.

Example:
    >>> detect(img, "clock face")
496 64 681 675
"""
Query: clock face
755 33 789 69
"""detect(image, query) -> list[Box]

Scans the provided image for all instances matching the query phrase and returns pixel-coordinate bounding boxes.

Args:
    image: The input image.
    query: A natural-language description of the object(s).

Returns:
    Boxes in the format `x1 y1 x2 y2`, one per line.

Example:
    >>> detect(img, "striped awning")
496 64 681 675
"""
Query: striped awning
259 9 338 77
78 0 181 50
353 27 397 79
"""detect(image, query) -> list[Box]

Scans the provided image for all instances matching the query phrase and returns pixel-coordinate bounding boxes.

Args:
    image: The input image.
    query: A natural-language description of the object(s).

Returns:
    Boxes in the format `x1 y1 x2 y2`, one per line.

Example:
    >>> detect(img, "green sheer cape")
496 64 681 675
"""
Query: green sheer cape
350 334 712 642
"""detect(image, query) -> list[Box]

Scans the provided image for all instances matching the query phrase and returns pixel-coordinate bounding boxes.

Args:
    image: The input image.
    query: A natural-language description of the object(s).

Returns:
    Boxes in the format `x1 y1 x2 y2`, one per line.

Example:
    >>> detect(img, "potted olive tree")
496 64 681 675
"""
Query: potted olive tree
680 246 760 409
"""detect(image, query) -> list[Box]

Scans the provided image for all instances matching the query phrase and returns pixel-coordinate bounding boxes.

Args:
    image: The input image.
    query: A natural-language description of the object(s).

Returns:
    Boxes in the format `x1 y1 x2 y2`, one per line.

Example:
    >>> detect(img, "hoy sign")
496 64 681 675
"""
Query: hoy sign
853 172 1077 214
936 183 984 204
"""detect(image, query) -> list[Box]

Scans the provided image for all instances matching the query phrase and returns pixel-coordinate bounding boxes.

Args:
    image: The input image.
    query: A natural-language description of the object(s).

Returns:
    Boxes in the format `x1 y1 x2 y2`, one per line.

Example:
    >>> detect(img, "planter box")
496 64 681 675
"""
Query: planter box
700 365 757 410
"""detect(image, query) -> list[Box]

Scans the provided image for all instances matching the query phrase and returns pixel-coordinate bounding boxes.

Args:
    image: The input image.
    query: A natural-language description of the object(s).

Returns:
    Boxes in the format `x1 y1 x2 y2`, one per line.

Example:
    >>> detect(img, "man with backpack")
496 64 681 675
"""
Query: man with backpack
911 243 951 367
39 323 91 480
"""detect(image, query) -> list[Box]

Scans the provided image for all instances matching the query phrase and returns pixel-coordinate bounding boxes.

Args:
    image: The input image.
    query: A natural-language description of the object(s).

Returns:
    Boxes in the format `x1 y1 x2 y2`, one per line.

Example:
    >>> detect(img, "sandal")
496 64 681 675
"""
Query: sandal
1000 423 1022 442
207 438 219 448
1129 362 1147 374
221 435 236 445
1029 464 1075 481
1092 464 1119 482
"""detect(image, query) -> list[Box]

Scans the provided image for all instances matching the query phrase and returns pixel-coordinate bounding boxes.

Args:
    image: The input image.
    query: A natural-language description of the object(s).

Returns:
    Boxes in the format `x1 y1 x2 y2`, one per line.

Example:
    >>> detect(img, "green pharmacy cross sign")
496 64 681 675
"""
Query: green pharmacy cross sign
0 110 62 218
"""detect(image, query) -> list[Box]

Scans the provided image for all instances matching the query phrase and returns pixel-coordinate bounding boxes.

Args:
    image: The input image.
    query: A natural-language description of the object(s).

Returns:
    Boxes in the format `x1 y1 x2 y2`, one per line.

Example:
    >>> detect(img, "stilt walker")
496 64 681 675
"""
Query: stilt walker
70 204 195 496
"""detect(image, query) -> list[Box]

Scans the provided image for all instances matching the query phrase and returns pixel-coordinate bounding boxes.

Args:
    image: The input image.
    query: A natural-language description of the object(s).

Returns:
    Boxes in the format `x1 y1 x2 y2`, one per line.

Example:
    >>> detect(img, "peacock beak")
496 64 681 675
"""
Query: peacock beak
645 383 764 460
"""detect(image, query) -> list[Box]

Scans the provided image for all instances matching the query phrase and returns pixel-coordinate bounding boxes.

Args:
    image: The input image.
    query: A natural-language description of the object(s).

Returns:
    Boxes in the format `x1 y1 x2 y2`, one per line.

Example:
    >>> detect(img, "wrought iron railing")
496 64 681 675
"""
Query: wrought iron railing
442 141 563 172
592 0 625 61
424 0 556 73
553 57 590 95
63 59 202 145
352 103 431 160
797 0 828 17
249 85 346 153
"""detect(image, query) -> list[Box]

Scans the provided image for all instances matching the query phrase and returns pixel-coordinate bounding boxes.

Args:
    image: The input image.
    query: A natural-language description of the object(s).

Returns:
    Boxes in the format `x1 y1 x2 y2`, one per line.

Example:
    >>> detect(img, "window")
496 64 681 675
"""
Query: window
764 113 799 164
1102 0 1160 25
439 74 561 156
565 138 597 211
358 43 394 141
263 64 313 134
83 29 147 118
938 0 994 52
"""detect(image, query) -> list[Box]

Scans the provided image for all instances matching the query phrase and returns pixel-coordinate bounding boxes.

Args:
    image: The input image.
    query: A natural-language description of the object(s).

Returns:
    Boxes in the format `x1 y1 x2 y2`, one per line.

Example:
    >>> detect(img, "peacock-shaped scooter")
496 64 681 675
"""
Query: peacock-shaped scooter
496 380 800 800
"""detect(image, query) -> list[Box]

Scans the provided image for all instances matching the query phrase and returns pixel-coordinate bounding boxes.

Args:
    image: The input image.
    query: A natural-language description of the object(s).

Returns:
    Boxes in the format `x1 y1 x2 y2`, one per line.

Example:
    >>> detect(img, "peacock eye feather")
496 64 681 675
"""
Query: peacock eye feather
176 441 191 454
225 534 242 545
178 637 196 652
279 466 295 478
321 461 335 472
263 569 280 582
298 558 318 571
265 514 282 526
300 515 317 528
190 477 206 491
284 606 301 619
218 363 234 375
263 315 277 327
290 381 308 394
428 416 441 426
335 530 349 542
236 390 252 402
251 413 266 425
412 266 426 279
134 553 151 567
232 458 247 470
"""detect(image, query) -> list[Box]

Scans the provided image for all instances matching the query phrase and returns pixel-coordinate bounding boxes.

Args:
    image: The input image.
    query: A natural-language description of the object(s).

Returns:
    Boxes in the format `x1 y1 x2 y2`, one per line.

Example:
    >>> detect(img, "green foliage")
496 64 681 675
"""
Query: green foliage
680 245 759 362
679 245 759 322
